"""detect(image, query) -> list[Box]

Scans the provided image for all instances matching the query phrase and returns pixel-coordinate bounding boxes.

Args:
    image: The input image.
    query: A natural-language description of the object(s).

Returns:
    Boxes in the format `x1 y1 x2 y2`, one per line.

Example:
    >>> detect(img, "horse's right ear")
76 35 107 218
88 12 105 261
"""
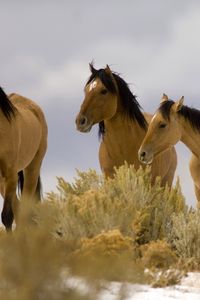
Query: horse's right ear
160 93 169 103
105 64 112 76
89 62 97 74
174 96 184 112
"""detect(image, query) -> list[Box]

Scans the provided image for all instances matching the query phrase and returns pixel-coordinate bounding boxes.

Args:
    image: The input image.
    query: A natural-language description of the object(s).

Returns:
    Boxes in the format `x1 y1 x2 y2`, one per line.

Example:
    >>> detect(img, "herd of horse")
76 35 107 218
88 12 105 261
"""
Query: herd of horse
1 63 199 231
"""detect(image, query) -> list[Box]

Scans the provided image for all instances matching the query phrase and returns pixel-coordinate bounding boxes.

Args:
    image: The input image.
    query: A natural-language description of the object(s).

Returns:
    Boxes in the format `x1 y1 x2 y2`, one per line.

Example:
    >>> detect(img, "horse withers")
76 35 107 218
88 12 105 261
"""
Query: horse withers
138 94 200 204
76 64 177 187
0 88 47 231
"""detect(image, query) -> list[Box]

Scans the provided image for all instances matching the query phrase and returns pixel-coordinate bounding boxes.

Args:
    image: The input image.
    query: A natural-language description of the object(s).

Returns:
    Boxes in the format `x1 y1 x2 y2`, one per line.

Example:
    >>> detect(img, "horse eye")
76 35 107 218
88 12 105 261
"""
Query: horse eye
159 123 167 129
100 89 107 95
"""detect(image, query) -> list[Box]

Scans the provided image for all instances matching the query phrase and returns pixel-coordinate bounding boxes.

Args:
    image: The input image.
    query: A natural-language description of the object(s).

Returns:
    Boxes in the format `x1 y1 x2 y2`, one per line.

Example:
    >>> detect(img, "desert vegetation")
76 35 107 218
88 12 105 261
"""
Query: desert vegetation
0 164 199 299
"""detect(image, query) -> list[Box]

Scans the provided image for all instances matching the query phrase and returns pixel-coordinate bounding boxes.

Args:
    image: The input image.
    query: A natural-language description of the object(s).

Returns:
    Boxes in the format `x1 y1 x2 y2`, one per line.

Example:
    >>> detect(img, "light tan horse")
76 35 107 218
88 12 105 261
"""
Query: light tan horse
76 64 177 186
0 87 47 231
138 94 200 204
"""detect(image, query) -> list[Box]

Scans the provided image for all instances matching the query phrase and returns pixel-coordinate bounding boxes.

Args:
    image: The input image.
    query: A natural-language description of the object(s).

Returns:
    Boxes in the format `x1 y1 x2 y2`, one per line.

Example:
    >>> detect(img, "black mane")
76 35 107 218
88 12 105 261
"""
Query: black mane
86 66 147 138
159 100 200 132
158 100 174 120
0 87 16 121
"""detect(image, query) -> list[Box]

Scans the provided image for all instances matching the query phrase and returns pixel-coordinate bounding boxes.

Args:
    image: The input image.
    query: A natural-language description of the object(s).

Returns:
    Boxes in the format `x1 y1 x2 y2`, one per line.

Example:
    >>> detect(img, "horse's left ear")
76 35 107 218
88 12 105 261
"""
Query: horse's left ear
89 62 97 74
160 93 169 103
105 64 112 75
174 96 184 112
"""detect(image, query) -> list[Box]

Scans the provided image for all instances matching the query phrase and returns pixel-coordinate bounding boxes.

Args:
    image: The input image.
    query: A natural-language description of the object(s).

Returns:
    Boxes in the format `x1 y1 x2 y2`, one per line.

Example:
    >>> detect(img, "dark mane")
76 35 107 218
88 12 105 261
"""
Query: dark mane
0 87 16 121
159 99 200 132
86 66 147 138
158 100 174 120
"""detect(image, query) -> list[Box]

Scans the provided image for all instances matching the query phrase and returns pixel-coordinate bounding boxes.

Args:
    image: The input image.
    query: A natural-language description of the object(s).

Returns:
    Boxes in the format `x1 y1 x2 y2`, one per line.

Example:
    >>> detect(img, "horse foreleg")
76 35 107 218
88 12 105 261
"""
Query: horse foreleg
22 146 46 202
189 154 200 206
0 179 5 198
194 186 200 208
162 147 177 188
99 142 116 178
22 168 41 202
1 174 18 231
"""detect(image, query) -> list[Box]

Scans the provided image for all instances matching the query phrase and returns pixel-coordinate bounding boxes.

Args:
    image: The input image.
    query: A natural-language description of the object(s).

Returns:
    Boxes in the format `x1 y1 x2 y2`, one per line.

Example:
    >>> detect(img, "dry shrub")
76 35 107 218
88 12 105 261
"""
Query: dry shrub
76 229 135 258
141 241 184 287
132 178 185 244
44 164 185 244
170 209 200 264
141 240 178 269
69 229 144 282
145 268 184 287
34 164 186 283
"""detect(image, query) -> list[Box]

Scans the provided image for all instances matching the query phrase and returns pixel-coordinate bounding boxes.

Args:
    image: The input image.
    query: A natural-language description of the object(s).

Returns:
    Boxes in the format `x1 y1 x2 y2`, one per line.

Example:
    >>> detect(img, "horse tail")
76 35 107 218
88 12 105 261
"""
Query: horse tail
18 170 24 196
35 175 43 201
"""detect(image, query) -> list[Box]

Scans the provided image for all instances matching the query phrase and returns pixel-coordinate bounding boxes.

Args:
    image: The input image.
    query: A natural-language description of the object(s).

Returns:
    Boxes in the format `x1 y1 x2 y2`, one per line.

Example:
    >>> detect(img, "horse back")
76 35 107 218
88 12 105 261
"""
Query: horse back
9 93 47 126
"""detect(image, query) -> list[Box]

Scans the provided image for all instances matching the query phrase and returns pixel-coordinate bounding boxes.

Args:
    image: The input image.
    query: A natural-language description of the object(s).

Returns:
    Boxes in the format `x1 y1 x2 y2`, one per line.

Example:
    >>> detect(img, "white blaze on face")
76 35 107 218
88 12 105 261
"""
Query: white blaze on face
89 80 97 92
151 114 157 122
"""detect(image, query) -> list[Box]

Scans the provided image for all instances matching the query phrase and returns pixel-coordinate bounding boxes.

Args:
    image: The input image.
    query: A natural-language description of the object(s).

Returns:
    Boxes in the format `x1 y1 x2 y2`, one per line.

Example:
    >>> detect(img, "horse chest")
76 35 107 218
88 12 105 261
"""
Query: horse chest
102 136 140 165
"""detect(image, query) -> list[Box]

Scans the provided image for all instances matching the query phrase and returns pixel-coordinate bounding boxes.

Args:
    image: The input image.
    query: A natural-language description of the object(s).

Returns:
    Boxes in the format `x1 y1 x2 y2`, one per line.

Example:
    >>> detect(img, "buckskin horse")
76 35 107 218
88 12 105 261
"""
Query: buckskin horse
0 88 47 231
138 94 200 205
76 64 177 186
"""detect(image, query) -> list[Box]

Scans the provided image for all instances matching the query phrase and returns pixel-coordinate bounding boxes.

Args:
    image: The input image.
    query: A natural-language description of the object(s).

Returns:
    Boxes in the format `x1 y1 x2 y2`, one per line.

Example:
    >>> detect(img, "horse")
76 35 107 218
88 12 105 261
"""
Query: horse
0 87 47 231
76 64 177 186
138 93 200 204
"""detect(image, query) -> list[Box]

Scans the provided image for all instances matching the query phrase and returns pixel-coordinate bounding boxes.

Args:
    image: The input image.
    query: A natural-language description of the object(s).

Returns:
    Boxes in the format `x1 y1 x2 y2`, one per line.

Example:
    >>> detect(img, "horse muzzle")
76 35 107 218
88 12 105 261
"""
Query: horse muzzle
76 114 93 133
138 147 154 165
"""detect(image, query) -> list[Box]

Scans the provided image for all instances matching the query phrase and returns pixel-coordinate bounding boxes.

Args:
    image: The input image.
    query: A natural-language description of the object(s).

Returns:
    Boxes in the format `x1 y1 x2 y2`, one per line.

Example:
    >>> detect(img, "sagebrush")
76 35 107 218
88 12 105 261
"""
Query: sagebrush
0 164 198 299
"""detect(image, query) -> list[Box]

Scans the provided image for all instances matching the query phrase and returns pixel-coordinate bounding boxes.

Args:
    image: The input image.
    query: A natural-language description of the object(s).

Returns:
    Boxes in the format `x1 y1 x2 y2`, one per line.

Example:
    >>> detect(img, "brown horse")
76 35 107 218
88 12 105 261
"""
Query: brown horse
0 87 47 231
138 94 200 204
76 64 177 186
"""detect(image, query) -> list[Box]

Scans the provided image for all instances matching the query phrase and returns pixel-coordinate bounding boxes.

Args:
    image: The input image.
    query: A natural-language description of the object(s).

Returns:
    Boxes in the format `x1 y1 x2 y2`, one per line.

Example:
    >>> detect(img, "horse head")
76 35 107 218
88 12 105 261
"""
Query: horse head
76 63 118 132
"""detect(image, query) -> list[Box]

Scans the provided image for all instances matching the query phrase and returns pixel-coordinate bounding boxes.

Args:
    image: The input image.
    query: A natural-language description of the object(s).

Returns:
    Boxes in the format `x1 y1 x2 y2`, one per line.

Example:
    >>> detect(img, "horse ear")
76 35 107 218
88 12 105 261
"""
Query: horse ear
105 64 112 76
160 93 169 103
174 96 184 112
89 62 97 74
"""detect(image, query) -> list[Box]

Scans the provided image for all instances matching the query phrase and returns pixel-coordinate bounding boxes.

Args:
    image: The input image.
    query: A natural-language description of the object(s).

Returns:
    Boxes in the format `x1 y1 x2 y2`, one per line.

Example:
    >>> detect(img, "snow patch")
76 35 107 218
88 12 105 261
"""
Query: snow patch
64 272 200 300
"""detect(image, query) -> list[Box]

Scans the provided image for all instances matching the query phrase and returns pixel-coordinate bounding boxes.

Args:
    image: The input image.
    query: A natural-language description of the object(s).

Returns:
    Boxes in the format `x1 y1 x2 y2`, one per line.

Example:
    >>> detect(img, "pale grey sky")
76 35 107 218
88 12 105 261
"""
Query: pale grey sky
1 0 200 206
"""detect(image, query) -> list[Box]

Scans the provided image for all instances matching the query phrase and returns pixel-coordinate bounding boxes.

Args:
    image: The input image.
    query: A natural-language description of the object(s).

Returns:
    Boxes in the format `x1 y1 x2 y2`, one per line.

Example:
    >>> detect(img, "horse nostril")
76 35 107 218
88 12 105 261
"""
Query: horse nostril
140 151 146 159
80 116 87 126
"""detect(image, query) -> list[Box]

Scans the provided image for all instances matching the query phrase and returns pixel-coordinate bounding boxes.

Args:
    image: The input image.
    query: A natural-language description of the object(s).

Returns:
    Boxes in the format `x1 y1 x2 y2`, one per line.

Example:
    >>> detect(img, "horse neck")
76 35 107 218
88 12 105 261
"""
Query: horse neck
179 117 200 157
103 109 146 153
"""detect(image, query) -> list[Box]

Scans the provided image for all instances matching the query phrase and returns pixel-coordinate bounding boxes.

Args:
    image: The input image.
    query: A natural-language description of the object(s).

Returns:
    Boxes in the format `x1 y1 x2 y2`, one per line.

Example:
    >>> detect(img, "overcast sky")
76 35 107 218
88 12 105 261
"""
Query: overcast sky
1 0 200 206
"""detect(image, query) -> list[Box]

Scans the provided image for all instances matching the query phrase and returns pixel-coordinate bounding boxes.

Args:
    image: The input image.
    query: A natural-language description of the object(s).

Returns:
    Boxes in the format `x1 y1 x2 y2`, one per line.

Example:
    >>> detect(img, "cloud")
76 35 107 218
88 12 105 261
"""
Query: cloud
39 61 89 100
0 56 89 105
132 8 200 110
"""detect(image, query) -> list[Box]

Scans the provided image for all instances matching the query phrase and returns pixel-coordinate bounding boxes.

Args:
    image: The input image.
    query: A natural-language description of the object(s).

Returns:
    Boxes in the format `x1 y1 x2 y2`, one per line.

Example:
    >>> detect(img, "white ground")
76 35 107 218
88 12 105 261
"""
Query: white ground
66 272 200 300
